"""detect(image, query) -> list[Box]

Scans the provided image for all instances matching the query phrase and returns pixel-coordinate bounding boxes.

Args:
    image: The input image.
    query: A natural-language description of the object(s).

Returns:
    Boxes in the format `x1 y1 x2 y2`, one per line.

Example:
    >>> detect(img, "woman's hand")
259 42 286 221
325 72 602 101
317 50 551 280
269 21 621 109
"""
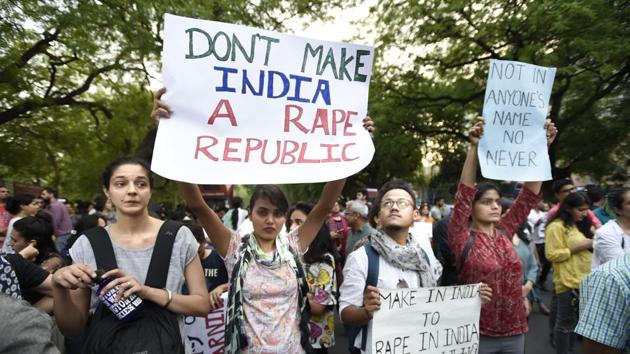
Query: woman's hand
52 263 96 290
19 243 39 261
521 281 533 297
101 268 146 302
524 297 532 317
363 115 375 134
479 282 493 305
150 87 172 122
208 283 228 310
468 117 484 146
544 119 558 147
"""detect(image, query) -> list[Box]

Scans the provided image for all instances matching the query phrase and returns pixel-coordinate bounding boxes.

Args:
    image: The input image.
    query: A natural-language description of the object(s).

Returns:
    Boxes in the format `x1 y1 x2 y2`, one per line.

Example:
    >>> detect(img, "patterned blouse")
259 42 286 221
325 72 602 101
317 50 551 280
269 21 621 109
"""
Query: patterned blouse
448 183 539 337
304 253 337 349
224 230 305 354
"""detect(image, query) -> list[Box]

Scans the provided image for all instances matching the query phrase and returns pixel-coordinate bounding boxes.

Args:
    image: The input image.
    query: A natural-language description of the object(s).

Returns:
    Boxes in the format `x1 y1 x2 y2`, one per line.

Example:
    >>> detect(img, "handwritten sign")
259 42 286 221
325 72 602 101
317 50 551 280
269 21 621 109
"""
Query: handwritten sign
184 306 225 354
479 59 556 181
371 284 481 354
152 14 375 184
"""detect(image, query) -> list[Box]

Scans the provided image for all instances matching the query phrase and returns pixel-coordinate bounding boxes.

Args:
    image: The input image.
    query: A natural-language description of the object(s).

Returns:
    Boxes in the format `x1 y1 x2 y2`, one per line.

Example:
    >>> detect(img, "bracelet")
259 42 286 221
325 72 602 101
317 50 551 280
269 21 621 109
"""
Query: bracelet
163 288 173 308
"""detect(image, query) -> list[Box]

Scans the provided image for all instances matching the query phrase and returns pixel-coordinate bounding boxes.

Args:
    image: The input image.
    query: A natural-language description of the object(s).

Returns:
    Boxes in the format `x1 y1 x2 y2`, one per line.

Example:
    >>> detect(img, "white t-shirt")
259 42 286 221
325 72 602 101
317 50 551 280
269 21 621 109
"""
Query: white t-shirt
527 209 547 244
339 236 442 353
592 220 630 268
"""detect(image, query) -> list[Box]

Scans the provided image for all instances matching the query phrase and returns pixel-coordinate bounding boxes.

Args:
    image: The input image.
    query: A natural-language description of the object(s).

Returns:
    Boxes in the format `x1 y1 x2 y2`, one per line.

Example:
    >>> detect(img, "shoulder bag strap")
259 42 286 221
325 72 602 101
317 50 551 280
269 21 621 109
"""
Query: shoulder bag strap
360 244 380 350
145 220 182 288
84 226 118 271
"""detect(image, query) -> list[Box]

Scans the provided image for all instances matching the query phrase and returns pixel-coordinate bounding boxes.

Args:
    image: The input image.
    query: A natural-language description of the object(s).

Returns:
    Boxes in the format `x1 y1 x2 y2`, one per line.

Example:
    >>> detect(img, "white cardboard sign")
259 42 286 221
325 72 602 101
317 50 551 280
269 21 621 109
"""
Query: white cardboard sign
479 59 556 181
371 284 481 354
152 14 375 184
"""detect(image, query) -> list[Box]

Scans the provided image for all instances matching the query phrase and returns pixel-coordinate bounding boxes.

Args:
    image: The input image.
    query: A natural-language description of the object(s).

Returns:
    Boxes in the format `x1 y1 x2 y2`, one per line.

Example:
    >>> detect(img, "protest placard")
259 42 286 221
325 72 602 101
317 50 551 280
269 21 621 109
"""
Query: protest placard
371 284 481 354
479 59 556 181
183 306 225 353
152 14 375 184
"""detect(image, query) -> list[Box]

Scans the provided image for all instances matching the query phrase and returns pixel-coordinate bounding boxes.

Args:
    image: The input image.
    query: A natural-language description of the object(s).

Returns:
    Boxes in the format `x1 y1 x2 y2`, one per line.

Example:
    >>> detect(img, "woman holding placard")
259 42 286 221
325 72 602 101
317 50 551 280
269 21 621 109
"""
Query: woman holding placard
448 117 557 354
152 88 373 354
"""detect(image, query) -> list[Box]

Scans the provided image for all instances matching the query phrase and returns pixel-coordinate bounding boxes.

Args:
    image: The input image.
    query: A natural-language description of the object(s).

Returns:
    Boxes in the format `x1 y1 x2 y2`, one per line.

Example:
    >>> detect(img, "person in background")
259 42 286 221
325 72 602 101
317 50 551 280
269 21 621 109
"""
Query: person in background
528 200 552 289
512 223 540 317
592 187 630 268
2 194 39 254
223 197 248 231
344 200 374 254
430 197 445 221
327 200 349 260
545 192 594 354
418 203 434 224
574 253 629 354
354 189 369 207
40 188 72 254
0 185 12 248
548 179 602 229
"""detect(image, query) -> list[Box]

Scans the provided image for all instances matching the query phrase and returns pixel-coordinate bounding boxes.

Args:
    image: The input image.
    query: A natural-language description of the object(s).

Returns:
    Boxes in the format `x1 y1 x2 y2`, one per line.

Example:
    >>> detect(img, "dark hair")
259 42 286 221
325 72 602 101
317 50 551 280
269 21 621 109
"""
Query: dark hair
248 185 288 215
552 178 573 194
473 182 502 204
608 188 630 216
66 214 108 250
516 222 532 244
372 180 417 218
303 223 337 266
286 202 314 230
6 194 35 215
576 215 594 239
585 185 603 205
183 220 206 244
12 214 56 264
550 192 590 227
230 197 244 230
43 187 57 197
101 156 153 189
92 194 106 212
357 189 368 197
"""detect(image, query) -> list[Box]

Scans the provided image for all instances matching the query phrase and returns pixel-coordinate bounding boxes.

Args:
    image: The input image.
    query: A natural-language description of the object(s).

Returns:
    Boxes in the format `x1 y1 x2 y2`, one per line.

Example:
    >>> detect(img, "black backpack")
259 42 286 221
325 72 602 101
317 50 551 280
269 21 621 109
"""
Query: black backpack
81 220 186 354
345 244 379 353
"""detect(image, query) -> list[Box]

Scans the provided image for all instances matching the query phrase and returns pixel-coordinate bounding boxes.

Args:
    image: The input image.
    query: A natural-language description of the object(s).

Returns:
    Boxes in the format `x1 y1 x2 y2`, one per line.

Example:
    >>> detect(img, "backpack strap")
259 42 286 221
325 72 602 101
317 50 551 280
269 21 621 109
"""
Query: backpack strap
360 244 380 351
84 227 118 271
459 231 476 273
145 220 182 289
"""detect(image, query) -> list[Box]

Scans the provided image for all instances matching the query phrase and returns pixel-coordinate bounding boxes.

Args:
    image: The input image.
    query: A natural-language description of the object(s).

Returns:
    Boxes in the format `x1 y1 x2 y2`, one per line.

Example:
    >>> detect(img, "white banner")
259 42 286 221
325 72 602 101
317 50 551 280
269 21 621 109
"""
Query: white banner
184 307 225 354
371 284 481 354
479 59 556 181
153 14 375 184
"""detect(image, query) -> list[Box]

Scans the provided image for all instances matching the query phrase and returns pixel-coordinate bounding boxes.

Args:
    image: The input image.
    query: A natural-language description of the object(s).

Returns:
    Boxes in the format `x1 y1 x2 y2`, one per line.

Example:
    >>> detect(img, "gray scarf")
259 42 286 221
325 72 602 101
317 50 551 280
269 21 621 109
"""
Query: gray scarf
360 230 436 287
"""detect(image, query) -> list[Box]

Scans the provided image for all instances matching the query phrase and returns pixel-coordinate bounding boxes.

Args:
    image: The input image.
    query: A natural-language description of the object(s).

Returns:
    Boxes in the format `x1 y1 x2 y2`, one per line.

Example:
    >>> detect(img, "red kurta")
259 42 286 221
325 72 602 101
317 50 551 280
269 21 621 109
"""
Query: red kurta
448 183 539 337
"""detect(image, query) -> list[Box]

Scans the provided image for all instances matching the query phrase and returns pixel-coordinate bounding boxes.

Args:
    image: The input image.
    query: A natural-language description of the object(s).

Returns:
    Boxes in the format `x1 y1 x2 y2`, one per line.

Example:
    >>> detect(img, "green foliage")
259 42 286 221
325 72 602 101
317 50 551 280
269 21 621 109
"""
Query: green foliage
367 0 630 189
0 0 353 199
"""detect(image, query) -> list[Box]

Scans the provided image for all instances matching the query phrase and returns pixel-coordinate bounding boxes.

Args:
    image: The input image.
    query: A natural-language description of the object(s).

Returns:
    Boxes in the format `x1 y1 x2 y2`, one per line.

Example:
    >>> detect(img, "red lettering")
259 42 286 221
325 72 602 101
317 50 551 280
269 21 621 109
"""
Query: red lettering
281 140 300 164
194 135 219 161
244 138 263 162
297 142 320 163
331 109 346 135
284 104 308 133
311 109 330 135
208 99 238 126
344 110 357 136
261 140 281 164
223 137 242 161
342 142 358 161
320 143 341 162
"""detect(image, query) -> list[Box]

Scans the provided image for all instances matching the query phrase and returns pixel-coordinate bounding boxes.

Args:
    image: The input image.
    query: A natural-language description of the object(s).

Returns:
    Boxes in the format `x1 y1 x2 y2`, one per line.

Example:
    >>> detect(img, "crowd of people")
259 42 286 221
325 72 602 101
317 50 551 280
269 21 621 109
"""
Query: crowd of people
0 93 628 354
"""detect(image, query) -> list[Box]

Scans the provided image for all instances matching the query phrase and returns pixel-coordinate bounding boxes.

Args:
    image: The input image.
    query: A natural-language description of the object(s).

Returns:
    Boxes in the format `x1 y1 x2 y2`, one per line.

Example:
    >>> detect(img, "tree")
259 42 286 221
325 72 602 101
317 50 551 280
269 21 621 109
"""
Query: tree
0 0 353 198
367 0 630 192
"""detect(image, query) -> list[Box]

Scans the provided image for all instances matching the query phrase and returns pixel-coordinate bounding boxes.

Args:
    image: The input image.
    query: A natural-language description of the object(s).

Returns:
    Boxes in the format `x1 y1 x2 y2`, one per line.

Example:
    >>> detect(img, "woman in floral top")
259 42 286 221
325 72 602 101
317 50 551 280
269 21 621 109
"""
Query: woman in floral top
448 117 557 354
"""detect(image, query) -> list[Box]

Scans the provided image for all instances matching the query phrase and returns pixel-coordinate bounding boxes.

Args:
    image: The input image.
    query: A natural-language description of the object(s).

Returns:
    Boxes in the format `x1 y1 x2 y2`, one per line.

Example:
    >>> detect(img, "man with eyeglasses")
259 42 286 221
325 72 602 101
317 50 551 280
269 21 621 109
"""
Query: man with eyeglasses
339 180 441 353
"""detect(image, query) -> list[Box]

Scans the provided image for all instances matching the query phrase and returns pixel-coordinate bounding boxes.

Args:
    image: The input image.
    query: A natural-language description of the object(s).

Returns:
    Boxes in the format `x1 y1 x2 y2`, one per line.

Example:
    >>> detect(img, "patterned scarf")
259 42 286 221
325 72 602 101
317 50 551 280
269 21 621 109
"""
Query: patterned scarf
225 233 313 354
362 230 436 287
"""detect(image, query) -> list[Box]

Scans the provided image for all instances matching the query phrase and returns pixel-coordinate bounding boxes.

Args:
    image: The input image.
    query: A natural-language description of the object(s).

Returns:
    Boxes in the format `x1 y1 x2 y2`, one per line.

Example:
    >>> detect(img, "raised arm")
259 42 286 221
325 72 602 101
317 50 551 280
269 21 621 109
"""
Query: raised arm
298 178 346 251
460 118 484 187
177 182 231 257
